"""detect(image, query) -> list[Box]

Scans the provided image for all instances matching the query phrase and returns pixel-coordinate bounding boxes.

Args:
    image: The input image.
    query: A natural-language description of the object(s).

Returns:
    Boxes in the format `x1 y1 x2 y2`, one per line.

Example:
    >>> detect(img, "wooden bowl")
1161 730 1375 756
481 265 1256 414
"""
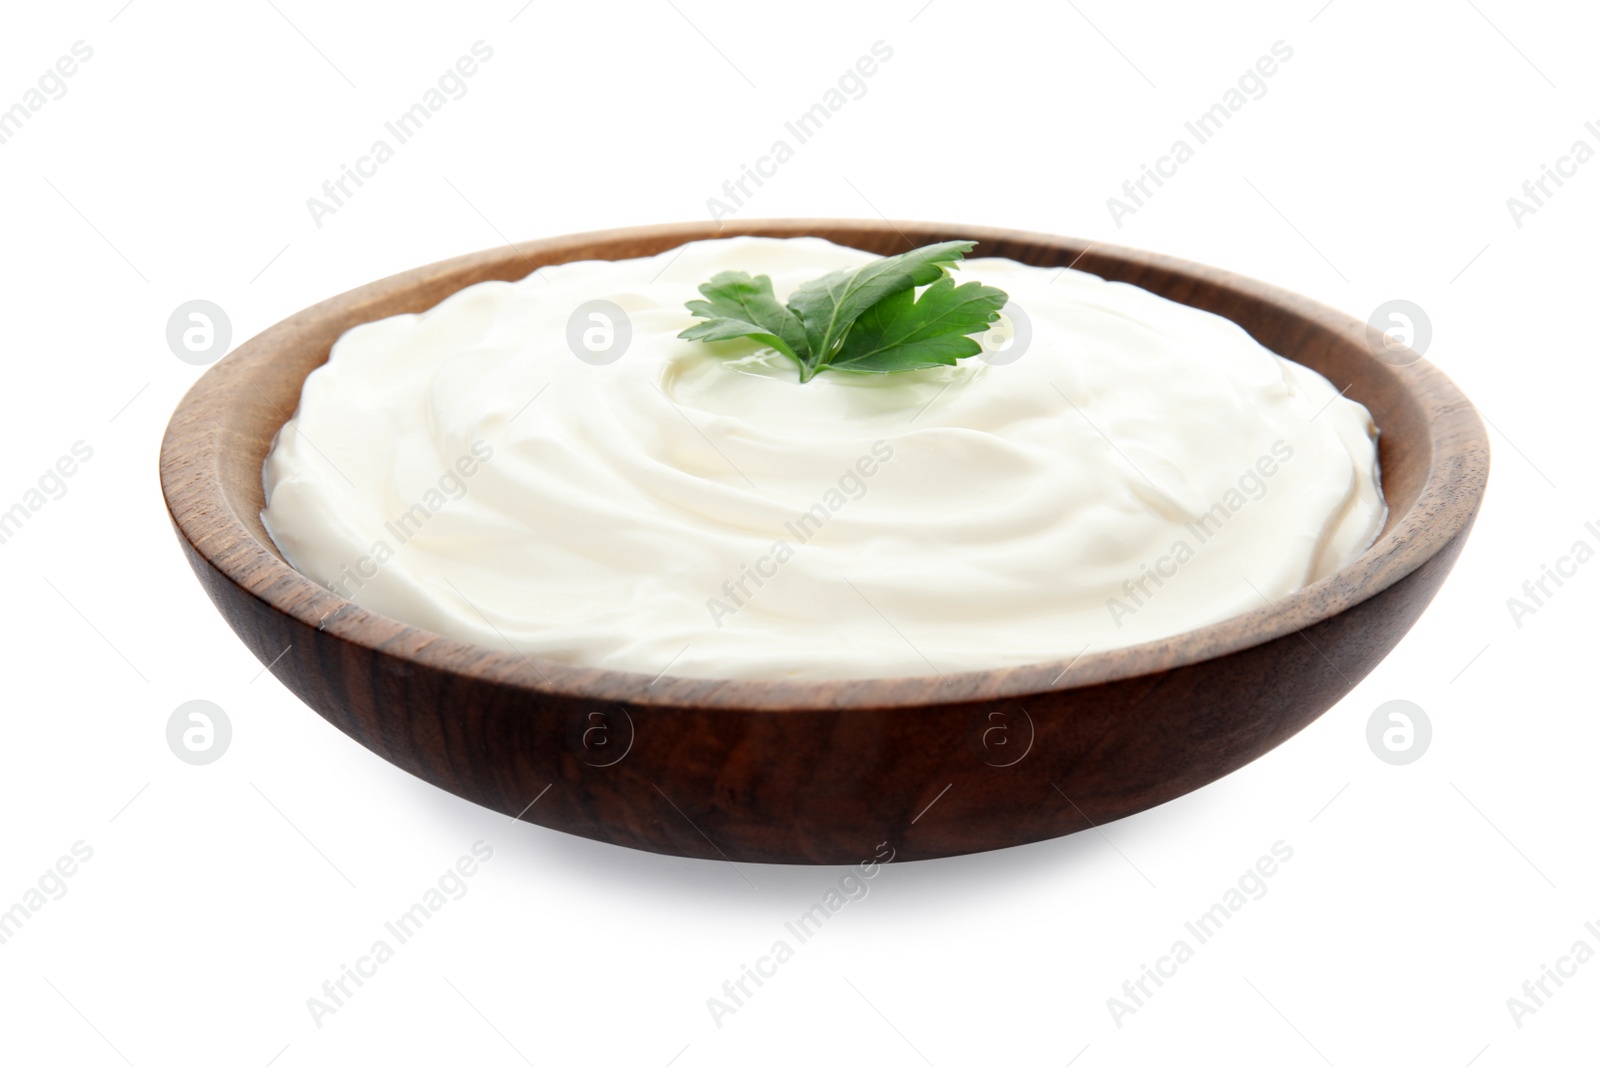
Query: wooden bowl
159 220 1488 864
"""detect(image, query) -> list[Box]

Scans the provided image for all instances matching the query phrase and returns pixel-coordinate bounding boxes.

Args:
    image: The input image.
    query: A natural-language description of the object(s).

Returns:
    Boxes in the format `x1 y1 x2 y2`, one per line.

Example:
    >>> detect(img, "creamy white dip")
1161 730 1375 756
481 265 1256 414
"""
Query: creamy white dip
262 237 1384 680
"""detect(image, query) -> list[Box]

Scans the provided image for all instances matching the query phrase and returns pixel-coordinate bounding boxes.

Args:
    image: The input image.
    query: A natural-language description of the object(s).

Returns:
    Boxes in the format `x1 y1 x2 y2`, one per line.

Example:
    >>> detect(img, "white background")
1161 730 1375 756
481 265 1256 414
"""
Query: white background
1 1 1594 1064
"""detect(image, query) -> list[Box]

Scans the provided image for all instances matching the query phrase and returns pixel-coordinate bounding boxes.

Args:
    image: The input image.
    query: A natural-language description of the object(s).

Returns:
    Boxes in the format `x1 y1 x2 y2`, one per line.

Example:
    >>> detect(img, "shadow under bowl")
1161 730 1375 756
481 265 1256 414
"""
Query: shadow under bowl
159 220 1489 864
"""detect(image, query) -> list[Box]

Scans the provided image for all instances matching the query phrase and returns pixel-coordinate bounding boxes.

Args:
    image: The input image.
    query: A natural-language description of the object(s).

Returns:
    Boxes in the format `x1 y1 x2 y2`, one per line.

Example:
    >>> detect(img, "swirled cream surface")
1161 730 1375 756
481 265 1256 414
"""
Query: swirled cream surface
262 237 1384 681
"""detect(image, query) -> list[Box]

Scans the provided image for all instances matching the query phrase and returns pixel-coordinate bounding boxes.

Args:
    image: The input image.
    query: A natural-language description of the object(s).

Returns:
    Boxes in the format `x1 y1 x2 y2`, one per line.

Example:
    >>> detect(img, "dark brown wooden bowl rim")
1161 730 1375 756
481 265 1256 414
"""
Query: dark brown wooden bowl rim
159 219 1489 712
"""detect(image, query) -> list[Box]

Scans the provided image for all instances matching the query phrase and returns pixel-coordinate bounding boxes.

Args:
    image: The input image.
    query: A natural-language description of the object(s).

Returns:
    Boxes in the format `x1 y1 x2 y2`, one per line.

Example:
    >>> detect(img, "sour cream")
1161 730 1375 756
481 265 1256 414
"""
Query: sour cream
262 237 1384 681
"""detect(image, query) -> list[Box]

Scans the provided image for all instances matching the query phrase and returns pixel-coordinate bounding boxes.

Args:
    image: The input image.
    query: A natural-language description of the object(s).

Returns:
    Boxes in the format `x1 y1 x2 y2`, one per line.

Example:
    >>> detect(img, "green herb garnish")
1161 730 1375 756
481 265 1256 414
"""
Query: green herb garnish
678 240 1008 382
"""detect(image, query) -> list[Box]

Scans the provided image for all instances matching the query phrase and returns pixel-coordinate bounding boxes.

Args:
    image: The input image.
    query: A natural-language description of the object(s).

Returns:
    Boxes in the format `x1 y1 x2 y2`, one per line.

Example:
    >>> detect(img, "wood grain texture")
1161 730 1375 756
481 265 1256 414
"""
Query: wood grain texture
159 220 1490 864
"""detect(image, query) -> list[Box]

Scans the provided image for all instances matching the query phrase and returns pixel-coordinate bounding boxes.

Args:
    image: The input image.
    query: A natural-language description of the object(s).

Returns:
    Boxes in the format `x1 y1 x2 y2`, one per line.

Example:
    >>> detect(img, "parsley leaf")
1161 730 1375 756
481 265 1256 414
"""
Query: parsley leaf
677 241 1010 383
785 240 977 370
678 270 809 369
830 276 1009 374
